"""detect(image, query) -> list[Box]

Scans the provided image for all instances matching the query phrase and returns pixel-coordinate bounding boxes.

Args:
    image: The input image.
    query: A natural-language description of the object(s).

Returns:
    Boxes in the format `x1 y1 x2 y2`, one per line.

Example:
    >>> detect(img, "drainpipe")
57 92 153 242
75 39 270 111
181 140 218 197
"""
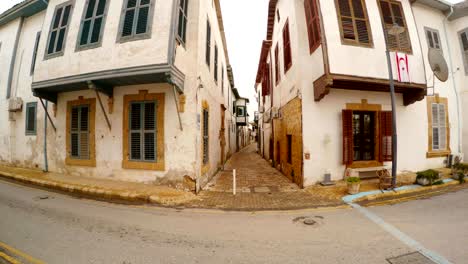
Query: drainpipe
43 101 48 172
443 7 461 154
6 17 24 99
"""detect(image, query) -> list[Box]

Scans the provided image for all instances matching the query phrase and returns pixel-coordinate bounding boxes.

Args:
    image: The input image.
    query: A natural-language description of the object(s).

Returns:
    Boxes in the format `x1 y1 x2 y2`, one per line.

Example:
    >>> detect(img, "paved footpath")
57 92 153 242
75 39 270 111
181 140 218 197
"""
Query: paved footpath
185 145 345 210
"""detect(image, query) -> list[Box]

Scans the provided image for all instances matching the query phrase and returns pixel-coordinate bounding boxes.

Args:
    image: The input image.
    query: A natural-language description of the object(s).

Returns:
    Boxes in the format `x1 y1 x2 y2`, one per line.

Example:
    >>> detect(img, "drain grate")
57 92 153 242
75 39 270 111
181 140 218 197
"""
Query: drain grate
387 252 436 264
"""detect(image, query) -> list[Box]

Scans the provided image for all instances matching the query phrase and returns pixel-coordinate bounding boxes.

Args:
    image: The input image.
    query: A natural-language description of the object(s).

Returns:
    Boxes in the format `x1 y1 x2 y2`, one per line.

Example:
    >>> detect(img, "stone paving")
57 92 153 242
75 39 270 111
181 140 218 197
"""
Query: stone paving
185 144 346 210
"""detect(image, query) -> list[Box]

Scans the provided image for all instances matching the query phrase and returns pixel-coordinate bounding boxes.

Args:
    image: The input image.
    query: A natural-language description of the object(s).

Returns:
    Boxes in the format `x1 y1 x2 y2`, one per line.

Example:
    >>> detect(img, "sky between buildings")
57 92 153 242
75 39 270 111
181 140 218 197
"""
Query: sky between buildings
0 0 463 118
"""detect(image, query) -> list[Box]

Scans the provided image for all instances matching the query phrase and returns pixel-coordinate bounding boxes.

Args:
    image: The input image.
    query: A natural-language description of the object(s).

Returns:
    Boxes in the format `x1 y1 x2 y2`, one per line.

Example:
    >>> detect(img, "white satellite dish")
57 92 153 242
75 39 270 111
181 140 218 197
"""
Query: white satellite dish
428 48 449 82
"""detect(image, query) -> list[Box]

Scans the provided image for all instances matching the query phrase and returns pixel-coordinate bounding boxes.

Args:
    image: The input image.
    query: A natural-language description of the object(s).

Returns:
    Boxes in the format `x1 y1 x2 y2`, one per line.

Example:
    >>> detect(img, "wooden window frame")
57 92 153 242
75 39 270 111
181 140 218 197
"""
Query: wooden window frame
275 43 281 85
214 44 218 83
30 32 41 75
205 19 211 67
66 97 96 167
427 96 450 158
176 0 189 45
458 28 468 75
377 0 412 54
117 0 155 44
424 27 442 51
25 102 37 136
304 0 321 53
123 91 165 170
44 1 75 60
283 20 292 73
335 0 373 48
77 0 110 51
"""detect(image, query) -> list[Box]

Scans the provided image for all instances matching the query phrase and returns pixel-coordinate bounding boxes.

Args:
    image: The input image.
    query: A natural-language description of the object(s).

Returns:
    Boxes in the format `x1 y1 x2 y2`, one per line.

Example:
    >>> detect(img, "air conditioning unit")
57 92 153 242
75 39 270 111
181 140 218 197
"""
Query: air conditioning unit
8 97 23 112
259 106 265 113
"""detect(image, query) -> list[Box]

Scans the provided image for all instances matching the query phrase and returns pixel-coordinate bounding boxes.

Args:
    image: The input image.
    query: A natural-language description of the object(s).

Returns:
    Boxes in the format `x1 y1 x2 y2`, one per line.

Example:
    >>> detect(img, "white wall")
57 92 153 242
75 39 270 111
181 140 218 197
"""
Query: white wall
33 0 173 83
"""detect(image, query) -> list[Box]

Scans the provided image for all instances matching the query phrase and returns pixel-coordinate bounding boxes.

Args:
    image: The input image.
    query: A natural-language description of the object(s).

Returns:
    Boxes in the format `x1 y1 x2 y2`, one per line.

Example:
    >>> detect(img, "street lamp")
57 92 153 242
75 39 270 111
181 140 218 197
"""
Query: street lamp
382 23 405 189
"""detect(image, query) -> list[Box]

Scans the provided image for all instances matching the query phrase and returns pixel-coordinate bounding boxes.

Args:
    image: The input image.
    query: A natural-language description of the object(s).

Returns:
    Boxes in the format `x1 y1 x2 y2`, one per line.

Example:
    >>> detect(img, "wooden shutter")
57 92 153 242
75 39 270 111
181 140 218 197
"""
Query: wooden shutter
342 109 353 165
378 0 412 53
461 31 468 74
79 106 90 159
379 111 392 162
262 62 271 96
304 0 321 53
130 103 142 160
275 44 280 84
206 20 211 66
336 0 372 46
47 3 73 55
143 102 156 161
283 20 292 72
136 0 150 34
80 0 107 46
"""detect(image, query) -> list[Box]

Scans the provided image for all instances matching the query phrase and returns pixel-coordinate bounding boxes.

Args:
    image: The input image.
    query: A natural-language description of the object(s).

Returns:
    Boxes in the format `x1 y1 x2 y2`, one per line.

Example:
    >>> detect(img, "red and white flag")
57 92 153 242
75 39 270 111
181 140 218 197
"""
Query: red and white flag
395 52 410 83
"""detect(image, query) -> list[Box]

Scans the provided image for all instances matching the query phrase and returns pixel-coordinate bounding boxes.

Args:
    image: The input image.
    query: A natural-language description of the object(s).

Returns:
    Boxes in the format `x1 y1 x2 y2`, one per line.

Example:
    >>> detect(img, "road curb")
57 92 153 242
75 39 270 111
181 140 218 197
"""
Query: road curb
343 179 460 204
0 171 162 205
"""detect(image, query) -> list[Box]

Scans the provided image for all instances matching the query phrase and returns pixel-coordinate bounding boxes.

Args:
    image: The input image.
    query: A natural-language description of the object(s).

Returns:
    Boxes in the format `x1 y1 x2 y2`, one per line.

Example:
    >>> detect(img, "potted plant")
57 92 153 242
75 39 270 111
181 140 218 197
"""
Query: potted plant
416 169 441 186
452 163 467 184
346 177 361 194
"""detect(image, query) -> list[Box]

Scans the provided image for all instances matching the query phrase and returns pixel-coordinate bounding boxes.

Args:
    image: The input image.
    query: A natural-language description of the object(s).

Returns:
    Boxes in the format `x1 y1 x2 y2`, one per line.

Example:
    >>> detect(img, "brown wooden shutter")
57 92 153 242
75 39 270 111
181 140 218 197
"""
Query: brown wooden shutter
342 109 353 165
336 0 372 46
304 0 321 53
380 111 393 162
275 44 281 84
378 0 412 53
283 20 292 72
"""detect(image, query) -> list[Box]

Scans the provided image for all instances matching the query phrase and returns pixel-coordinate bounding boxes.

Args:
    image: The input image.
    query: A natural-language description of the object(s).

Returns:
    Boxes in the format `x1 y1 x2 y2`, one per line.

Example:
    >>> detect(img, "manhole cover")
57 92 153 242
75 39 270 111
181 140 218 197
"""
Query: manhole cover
292 216 324 227
303 218 317 226
387 252 436 264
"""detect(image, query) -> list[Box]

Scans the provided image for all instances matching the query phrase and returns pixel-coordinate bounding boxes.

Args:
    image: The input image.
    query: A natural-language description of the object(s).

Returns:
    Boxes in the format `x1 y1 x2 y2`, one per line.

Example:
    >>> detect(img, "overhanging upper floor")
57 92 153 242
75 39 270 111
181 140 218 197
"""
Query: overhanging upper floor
32 64 185 103
314 74 427 106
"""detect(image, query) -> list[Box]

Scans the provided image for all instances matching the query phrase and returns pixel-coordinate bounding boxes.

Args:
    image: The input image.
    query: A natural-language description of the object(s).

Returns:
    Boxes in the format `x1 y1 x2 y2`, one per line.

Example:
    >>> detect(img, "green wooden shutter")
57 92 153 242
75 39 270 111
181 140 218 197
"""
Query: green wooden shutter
25 102 37 135
203 109 209 164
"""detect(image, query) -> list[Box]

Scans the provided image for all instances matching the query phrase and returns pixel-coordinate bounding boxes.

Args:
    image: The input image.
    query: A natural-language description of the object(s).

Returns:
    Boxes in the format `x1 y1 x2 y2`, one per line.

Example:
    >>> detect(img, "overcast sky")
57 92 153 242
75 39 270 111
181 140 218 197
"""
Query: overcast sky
0 0 463 116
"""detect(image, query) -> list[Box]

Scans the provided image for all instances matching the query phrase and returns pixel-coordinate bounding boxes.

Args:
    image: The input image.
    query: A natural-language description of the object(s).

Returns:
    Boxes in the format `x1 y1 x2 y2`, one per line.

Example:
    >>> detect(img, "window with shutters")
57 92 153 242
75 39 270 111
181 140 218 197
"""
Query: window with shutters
118 0 155 43
129 101 157 162
77 0 109 50
45 1 74 59
427 96 450 157
283 20 292 73
221 65 224 95
425 27 442 51
66 98 96 167
123 91 165 170
275 44 281 85
335 0 372 47
25 102 37 136
304 0 321 53
459 29 468 75
30 32 41 75
377 0 412 53
177 0 189 45
202 108 209 165
214 45 218 83
206 19 211 67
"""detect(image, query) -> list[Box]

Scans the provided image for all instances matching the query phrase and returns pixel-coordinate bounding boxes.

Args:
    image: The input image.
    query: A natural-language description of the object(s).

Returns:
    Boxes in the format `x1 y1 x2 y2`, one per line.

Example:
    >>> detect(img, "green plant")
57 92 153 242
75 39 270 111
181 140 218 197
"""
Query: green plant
416 169 440 186
453 163 468 184
346 177 360 183
456 172 466 184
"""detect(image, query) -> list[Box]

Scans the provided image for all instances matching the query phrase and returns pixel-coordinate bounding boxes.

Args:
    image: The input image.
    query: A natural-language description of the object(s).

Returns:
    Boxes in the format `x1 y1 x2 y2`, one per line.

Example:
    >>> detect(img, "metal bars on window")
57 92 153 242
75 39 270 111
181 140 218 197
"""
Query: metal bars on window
78 0 108 48
129 101 157 162
202 109 209 165
25 102 37 136
70 105 90 159
46 2 73 56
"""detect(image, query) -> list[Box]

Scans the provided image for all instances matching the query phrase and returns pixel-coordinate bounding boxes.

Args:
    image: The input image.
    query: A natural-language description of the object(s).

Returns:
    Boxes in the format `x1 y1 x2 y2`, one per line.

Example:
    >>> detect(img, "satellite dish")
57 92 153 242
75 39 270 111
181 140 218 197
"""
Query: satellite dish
428 48 449 82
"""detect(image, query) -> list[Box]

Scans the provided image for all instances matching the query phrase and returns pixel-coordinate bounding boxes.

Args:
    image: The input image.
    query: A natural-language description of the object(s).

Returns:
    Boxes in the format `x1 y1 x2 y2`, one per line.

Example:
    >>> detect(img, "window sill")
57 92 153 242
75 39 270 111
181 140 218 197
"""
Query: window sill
123 160 165 171
426 150 450 158
66 157 96 167
349 160 383 169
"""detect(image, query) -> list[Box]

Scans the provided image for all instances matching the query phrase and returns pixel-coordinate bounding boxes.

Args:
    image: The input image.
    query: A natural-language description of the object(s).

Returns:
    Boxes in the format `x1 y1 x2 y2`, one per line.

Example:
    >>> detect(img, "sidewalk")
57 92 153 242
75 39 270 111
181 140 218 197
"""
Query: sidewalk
0 165 198 206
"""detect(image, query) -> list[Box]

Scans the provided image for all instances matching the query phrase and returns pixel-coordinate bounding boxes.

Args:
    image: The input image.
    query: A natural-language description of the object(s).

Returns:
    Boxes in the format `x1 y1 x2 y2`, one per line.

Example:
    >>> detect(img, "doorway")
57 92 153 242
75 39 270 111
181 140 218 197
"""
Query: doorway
352 111 375 161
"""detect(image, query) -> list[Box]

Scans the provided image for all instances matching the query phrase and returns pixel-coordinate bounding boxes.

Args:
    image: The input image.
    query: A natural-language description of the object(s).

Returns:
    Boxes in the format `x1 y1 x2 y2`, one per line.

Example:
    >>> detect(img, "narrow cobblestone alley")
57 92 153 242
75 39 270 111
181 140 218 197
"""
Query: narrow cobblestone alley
185 144 345 210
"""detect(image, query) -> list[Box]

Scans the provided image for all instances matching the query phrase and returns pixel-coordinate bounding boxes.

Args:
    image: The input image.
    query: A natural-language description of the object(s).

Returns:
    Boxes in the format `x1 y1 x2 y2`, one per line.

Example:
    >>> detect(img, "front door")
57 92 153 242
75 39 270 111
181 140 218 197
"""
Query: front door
352 111 375 161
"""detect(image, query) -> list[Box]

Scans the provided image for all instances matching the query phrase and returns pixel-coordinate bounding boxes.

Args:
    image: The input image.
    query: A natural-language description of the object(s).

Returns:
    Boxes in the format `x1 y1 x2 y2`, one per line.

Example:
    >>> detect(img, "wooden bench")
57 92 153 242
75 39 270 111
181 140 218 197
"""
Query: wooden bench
345 166 392 189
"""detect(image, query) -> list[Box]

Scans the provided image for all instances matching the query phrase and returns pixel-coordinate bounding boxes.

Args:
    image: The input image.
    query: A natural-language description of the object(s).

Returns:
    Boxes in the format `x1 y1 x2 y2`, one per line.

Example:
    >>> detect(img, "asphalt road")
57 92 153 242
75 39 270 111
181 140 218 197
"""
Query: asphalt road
0 180 466 264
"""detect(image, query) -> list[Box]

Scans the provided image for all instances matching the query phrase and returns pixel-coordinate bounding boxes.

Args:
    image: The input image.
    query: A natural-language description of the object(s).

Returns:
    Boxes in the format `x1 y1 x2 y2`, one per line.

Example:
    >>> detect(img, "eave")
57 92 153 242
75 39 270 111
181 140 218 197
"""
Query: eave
32 64 185 103
0 0 47 27
314 74 427 106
